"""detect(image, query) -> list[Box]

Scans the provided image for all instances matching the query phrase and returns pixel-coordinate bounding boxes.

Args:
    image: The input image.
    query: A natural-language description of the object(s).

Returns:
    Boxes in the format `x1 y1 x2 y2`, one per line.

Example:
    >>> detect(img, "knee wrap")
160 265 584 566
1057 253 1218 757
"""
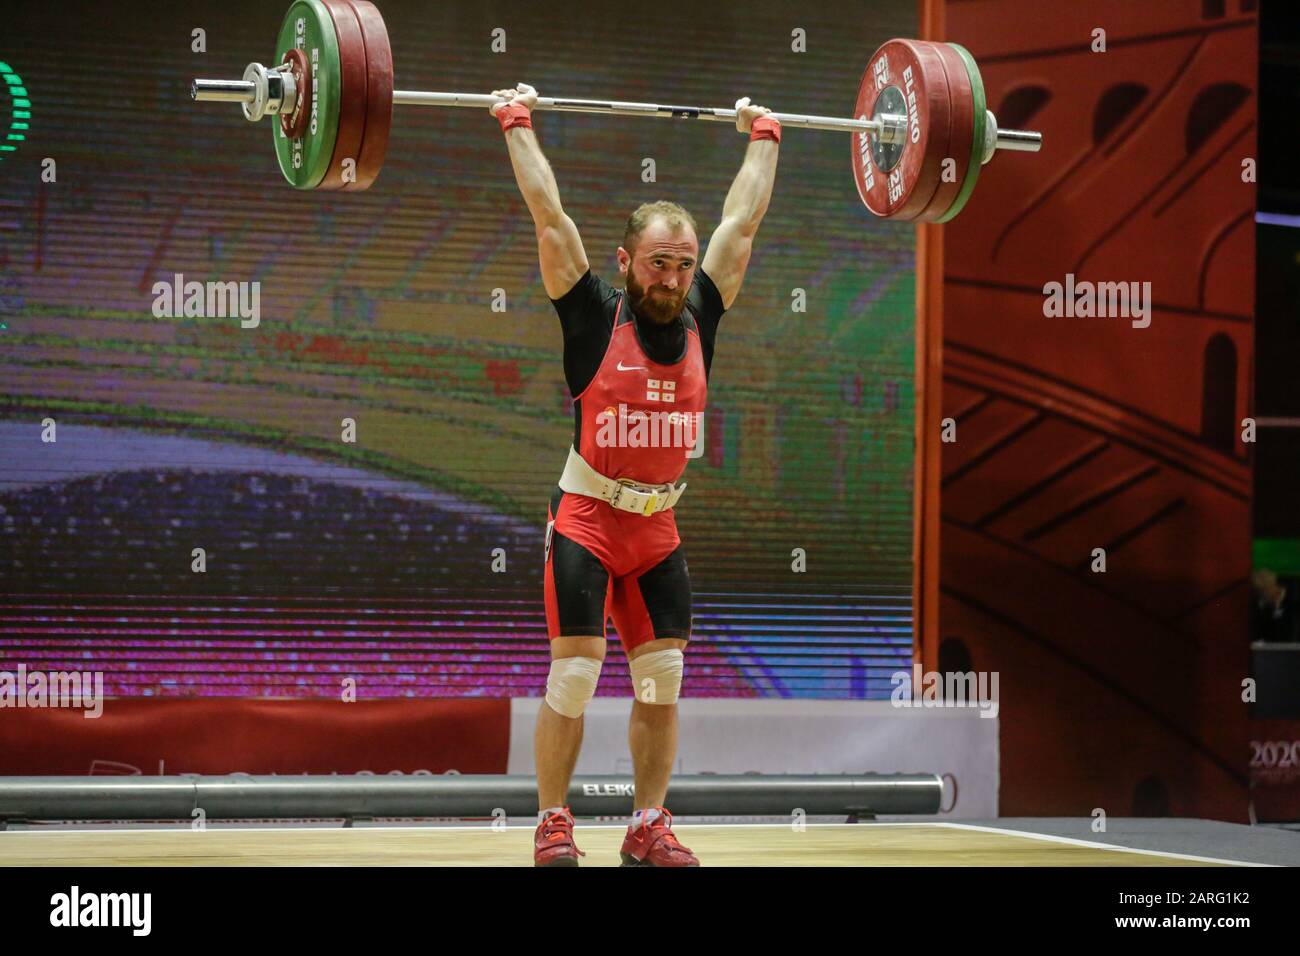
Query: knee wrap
629 648 684 705
544 656 602 718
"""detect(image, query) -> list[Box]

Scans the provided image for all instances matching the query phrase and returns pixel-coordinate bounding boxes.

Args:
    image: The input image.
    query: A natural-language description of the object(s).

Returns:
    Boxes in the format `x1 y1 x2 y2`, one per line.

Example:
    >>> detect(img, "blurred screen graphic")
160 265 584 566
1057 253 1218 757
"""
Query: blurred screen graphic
0 0 917 699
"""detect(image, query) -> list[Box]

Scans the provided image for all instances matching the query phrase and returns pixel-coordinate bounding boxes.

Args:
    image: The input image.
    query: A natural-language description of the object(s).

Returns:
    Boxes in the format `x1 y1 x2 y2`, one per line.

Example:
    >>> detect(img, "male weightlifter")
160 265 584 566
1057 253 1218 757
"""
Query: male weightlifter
490 82 778 866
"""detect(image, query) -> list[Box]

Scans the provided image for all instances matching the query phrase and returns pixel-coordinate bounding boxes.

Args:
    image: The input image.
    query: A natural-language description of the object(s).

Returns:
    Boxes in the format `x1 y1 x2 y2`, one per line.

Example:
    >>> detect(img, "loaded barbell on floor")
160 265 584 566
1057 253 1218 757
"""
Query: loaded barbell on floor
190 0 1042 221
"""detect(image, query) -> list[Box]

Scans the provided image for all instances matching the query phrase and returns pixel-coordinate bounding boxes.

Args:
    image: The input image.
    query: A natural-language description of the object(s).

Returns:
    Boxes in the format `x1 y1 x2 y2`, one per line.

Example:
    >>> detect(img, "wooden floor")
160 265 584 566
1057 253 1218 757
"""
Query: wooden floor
0 823 1241 866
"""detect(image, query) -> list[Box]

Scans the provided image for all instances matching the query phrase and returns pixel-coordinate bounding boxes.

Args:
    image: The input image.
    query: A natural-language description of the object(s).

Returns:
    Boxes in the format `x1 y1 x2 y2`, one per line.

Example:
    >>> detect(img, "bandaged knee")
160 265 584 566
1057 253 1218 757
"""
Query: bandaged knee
544 656 602 718
629 648 684 705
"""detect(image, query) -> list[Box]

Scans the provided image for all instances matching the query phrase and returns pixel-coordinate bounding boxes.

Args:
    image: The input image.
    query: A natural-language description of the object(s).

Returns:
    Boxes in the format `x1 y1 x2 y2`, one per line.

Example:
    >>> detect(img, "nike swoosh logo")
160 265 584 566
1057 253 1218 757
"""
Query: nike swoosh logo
617 362 648 371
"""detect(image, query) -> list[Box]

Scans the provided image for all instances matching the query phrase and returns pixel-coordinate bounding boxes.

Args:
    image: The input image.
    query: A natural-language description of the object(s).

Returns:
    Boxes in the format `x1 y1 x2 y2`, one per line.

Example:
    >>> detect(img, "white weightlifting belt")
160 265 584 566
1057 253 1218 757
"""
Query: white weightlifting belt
558 446 687 517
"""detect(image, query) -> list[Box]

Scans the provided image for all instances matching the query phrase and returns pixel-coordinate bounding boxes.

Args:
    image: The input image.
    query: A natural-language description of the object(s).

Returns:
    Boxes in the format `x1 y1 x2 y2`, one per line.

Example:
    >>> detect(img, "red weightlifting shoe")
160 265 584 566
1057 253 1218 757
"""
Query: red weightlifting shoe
620 808 699 867
534 807 586 867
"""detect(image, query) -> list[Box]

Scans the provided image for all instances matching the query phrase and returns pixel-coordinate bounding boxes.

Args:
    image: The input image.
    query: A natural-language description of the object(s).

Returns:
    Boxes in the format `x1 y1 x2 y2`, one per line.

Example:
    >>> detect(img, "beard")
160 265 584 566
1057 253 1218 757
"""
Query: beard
626 268 686 325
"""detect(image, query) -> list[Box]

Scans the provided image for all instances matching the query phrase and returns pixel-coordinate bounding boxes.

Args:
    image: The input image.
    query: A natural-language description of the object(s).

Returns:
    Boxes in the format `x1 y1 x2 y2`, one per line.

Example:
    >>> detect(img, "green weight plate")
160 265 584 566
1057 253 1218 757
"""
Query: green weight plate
273 0 341 190
937 43 985 224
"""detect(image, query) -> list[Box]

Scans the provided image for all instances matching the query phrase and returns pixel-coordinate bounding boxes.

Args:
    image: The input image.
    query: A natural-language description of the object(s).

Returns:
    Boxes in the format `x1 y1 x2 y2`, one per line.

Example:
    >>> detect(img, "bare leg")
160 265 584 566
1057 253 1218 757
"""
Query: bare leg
535 636 605 810
627 637 687 810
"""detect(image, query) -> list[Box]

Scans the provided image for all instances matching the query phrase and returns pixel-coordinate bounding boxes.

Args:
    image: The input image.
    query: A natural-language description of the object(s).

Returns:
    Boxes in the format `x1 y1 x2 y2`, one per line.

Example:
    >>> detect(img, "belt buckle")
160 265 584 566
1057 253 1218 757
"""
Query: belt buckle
612 478 659 517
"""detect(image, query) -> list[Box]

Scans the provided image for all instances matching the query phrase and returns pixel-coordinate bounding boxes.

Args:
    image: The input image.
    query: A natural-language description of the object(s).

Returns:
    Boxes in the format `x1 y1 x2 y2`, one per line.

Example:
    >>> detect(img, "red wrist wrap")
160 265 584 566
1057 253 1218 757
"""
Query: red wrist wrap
497 102 533 133
750 115 781 143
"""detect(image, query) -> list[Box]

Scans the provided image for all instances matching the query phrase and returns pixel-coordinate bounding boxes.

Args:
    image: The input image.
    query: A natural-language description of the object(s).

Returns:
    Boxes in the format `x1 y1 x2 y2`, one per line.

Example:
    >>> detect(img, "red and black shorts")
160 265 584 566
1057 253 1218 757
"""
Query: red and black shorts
543 487 692 654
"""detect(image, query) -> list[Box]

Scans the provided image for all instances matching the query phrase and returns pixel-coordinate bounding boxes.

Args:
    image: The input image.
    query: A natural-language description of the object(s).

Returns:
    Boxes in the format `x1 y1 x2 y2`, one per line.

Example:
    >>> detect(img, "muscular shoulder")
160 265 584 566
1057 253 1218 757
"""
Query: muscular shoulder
688 269 726 378
688 268 726 337
553 270 620 396
691 268 726 319
550 269 620 340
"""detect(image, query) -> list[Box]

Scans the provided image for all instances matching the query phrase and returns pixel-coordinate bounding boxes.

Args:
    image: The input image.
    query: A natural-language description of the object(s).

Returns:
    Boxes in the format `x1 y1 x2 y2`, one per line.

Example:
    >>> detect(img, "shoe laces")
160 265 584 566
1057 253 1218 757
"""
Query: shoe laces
641 809 694 859
541 805 573 822
635 807 674 834
540 807 585 856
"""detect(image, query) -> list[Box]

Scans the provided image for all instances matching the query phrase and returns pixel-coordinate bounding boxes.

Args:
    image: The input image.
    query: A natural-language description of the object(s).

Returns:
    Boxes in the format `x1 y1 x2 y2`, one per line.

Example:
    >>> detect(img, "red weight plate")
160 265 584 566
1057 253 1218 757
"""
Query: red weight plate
914 42 976 223
279 47 311 139
318 0 369 190
852 39 951 220
343 0 393 191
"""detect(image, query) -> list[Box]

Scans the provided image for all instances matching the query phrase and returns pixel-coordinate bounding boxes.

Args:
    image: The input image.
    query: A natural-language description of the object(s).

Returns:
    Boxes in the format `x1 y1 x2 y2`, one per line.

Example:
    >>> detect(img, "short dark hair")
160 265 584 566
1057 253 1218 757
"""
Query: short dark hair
623 200 698 256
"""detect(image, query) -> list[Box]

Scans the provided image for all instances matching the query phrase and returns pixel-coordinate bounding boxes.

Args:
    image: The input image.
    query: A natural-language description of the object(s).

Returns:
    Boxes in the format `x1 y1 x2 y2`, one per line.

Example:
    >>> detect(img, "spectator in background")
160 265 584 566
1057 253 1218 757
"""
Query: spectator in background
1252 569 1300 643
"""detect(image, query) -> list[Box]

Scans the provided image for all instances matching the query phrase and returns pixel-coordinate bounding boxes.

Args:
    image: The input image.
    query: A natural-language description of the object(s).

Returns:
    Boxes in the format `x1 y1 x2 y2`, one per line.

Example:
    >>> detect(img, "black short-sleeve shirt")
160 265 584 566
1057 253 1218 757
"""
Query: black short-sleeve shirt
549 269 727 397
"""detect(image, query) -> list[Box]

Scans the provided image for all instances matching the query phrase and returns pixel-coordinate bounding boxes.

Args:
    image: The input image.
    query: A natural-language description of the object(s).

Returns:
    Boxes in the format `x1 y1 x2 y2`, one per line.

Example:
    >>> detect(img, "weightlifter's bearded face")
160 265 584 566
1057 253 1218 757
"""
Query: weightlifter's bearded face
620 222 698 325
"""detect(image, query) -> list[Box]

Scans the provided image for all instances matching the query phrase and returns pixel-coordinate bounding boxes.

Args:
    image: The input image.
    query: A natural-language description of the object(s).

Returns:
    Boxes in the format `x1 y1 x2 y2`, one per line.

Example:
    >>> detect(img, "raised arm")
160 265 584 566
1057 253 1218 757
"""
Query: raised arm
490 83 590 299
701 98 779 310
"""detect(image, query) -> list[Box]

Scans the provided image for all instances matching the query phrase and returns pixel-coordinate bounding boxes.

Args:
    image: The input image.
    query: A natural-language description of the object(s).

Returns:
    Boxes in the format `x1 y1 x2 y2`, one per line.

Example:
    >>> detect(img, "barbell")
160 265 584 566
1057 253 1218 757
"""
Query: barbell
190 0 1042 222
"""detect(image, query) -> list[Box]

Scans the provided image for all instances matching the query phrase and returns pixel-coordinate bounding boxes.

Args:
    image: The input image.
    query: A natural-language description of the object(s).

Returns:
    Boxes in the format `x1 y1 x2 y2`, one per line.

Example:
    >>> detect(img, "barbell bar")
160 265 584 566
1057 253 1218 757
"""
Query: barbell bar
189 0 1042 219
192 79 1047 151
194 77 913 138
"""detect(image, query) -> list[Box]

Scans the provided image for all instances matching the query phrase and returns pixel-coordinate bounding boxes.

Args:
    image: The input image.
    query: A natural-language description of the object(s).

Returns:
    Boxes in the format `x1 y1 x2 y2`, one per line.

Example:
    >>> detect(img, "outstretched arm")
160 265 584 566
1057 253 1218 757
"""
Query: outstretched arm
701 98 779 310
491 83 590 299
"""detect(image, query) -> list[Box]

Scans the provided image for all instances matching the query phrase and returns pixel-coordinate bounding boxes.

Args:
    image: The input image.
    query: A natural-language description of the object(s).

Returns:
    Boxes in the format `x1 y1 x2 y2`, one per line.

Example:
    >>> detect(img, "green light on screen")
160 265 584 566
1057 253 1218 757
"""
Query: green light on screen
0 61 28 161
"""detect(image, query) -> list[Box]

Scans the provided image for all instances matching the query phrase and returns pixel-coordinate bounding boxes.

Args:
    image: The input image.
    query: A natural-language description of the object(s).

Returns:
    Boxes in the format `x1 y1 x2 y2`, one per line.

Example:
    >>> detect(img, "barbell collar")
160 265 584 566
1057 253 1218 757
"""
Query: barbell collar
994 128 1042 153
975 110 1043 165
191 79 259 103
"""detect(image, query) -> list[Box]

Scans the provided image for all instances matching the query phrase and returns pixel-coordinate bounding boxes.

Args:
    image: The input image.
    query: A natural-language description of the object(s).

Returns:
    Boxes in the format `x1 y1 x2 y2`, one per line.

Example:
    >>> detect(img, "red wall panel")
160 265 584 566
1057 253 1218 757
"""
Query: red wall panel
938 0 1256 818
0 699 512 776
